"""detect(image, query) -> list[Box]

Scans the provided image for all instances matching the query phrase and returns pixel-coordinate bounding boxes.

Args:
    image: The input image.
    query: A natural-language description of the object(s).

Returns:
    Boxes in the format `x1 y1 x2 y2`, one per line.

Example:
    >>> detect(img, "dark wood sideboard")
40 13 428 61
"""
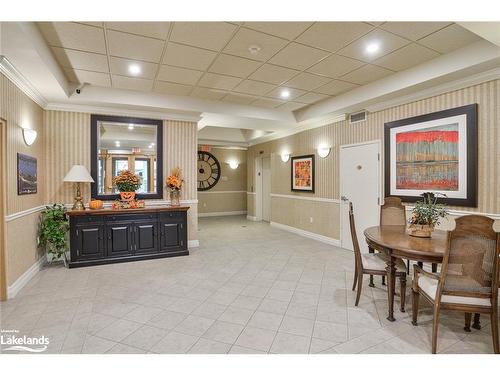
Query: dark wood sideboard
67 206 189 268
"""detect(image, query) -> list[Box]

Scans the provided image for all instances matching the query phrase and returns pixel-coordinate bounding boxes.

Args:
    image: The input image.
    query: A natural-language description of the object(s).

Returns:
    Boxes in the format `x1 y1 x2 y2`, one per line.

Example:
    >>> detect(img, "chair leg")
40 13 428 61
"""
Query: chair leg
431 305 441 354
399 276 406 312
352 267 358 291
355 273 363 306
381 275 385 285
464 313 472 332
472 313 481 330
412 289 419 326
491 309 499 354
369 275 375 287
406 259 410 275
431 263 438 273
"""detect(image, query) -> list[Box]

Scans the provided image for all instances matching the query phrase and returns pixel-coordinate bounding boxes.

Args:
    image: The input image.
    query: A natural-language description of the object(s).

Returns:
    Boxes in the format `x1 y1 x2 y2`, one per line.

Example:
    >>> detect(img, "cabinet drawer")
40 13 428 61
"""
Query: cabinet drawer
74 215 104 224
159 211 185 220
106 214 156 222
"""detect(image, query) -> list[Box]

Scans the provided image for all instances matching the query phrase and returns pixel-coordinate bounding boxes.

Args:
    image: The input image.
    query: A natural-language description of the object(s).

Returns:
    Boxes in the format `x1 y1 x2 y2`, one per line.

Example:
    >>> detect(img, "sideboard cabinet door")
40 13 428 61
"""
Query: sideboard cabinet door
134 221 158 254
106 222 133 257
74 224 105 260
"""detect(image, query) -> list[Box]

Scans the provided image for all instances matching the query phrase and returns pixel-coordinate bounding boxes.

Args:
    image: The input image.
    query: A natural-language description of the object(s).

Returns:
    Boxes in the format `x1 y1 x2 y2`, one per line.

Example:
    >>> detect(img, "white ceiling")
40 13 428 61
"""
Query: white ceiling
37 21 482 111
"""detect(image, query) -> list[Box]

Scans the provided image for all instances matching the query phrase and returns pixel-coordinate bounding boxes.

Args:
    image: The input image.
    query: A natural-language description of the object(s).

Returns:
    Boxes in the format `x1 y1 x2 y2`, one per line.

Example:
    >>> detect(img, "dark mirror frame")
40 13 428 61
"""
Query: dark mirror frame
90 114 163 200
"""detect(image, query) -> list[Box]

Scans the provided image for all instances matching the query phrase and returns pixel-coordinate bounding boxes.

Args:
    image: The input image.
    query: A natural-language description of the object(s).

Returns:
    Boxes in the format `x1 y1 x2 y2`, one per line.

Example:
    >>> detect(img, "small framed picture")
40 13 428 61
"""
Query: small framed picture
17 153 37 195
291 154 315 193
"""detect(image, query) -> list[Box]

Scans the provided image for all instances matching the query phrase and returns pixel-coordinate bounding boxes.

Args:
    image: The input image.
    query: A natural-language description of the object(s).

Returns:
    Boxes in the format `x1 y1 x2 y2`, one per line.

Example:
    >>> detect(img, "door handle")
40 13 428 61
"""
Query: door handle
341 196 349 202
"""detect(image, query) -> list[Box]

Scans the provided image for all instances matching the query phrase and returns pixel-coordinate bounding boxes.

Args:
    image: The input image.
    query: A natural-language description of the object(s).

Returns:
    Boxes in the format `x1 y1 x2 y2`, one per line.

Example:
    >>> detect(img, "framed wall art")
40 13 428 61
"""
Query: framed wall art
291 154 315 193
17 153 37 195
384 104 477 207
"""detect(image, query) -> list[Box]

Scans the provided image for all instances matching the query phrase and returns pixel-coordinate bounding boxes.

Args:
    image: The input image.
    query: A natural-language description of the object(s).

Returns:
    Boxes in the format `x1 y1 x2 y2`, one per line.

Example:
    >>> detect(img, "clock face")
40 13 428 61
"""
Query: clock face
197 151 221 191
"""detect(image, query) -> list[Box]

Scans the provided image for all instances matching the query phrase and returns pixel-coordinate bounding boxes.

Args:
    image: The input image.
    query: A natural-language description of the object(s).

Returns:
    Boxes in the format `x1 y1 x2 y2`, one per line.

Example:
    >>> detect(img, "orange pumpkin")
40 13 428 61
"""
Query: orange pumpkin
120 191 136 202
89 199 103 210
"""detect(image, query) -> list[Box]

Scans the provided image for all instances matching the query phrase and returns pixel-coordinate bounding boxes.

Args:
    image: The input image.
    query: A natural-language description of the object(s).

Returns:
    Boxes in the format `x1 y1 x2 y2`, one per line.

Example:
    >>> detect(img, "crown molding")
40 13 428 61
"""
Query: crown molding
0 56 47 108
44 102 202 123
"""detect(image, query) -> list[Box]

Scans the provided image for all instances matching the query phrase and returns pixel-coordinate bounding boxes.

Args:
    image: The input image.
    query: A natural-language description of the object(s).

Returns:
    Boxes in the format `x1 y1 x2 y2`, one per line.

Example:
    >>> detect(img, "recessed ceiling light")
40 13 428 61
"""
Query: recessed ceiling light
115 141 120 147
148 144 153 149
128 64 141 75
248 45 261 55
365 42 380 54
128 124 134 130
280 89 290 99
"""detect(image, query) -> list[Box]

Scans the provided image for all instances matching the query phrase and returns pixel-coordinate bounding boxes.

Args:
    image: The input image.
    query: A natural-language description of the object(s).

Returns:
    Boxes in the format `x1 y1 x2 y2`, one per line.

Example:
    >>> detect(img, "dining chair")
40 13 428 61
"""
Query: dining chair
349 202 408 310
412 215 499 354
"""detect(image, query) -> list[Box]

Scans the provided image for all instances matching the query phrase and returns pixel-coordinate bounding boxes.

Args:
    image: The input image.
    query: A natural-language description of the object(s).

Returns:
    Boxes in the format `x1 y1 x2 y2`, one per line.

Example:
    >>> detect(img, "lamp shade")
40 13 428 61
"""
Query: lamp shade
63 165 94 183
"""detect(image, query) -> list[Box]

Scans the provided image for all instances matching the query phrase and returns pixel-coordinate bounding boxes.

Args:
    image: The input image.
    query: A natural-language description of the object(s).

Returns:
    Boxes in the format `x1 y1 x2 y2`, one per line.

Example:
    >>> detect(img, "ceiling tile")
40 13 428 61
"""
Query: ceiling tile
341 64 393 85
38 22 106 53
380 22 452 41
296 22 374 52
251 98 285 108
51 47 108 72
294 92 330 104
337 29 410 62
248 64 299 85
163 42 217 71
307 54 365 78
170 22 237 51
223 28 288 61
283 72 331 91
112 75 154 91
105 22 171 40
269 43 330 70
266 86 307 101
418 24 482 53
314 80 359 96
64 68 111 87
197 72 242 90
243 22 313 40
190 87 228 101
107 30 164 63
154 81 193 96
157 65 203 85
276 101 306 111
374 43 439 71
109 57 158 79
209 54 261 78
222 93 258 105
233 80 275 96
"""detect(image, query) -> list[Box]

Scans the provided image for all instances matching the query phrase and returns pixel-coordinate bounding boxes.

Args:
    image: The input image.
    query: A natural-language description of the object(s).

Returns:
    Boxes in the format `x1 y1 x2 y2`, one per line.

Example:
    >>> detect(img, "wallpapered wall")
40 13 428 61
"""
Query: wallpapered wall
247 79 500 240
198 148 247 214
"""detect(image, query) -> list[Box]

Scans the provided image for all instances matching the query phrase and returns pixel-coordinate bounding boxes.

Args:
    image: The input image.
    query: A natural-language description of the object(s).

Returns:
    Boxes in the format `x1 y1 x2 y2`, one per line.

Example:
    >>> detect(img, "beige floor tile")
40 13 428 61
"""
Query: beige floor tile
279 316 315 336
188 338 231 354
150 331 199 354
202 320 245 344
121 325 168 351
218 306 254 325
270 332 311 354
235 326 277 352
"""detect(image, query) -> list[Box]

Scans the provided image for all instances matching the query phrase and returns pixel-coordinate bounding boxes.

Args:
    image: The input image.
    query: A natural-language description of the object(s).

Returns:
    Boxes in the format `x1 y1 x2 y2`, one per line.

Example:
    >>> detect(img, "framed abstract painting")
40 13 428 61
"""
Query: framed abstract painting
384 104 477 207
291 154 315 193
17 153 38 195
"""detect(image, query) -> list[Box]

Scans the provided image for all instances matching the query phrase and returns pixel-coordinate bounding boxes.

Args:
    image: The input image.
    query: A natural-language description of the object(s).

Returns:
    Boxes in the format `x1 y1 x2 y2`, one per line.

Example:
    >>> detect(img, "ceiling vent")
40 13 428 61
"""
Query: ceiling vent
349 111 367 124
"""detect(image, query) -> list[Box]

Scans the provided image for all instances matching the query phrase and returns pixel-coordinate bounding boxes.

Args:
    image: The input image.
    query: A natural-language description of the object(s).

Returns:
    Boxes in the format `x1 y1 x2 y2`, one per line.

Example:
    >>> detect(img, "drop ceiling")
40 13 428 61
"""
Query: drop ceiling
36 21 482 111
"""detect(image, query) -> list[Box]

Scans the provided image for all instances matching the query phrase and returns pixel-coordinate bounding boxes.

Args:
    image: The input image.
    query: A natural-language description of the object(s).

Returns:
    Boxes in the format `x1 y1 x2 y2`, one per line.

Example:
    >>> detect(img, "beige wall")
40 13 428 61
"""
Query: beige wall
1 73 46 286
198 148 247 214
248 79 500 240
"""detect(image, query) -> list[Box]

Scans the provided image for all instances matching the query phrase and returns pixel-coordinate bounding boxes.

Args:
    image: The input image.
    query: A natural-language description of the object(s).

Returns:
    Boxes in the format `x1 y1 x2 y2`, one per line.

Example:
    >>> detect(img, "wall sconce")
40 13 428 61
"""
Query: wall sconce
228 160 239 169
317 146 331 158
22 128 37 146
280 153 290 162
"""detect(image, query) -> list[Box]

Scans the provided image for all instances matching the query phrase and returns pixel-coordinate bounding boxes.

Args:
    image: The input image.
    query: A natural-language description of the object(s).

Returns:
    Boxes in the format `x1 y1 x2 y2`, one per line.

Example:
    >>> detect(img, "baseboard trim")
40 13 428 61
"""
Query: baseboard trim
199 211 247 217
188 240 199 248
246 215 258 221
270 221 341 247
7 256 46 299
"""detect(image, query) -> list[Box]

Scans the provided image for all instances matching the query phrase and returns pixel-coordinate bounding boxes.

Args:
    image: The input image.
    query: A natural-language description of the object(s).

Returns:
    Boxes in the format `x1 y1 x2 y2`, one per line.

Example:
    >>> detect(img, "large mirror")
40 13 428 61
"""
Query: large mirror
91 115 163 200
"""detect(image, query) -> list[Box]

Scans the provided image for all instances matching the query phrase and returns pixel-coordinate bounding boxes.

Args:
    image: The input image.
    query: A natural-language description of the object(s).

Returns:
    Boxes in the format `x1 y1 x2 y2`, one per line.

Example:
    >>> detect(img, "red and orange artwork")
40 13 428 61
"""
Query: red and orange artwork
294 160 312 188
395 124 459 191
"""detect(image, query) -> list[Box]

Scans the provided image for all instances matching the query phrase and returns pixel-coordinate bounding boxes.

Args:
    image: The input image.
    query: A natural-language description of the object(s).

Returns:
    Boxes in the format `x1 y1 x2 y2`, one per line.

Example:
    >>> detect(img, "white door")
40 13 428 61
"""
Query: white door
340 141 381 253
262 157 271 222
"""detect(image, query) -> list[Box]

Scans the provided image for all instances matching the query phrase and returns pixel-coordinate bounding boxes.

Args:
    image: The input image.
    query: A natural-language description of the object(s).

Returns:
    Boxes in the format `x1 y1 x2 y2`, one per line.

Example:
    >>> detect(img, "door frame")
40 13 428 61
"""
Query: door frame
254 156 263 221
339 140 382 250
0 118 7 300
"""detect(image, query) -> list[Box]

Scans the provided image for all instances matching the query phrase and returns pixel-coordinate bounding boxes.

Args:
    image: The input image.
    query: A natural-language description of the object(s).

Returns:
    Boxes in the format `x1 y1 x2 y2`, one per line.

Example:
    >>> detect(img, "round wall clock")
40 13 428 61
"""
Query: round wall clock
197 151 221 191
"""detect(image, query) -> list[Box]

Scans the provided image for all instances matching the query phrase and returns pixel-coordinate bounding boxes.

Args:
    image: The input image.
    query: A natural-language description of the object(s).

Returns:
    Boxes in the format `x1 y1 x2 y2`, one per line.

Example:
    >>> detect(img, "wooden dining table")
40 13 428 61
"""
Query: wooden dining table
364 225 447 322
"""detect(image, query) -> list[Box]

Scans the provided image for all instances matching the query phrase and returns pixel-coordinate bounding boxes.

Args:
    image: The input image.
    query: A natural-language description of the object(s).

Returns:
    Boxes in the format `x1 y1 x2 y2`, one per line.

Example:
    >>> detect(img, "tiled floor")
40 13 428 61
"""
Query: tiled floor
0 216 497 354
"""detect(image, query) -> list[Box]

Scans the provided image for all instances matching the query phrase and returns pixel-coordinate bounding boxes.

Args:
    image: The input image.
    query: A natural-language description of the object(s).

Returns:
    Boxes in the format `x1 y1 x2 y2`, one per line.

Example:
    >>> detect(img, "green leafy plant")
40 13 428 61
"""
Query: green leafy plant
409 192 448 226
38 204 69 265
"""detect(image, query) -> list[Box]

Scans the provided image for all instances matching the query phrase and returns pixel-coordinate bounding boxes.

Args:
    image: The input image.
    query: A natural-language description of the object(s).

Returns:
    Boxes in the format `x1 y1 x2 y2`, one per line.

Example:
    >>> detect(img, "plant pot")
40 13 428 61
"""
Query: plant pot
120 191 136 202
407 224 434 238
169 189 180 206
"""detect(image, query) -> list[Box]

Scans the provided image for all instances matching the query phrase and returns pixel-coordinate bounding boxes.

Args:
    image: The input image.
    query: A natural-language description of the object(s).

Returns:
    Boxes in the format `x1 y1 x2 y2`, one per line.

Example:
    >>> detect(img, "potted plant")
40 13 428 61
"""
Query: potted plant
407 192 448 238
166 167 184 206
38 204 70 267
113 170 141 201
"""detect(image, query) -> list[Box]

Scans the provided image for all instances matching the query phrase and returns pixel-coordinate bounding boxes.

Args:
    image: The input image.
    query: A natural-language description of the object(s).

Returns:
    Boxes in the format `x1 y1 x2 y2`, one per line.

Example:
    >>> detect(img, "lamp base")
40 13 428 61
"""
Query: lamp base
72 182 86 210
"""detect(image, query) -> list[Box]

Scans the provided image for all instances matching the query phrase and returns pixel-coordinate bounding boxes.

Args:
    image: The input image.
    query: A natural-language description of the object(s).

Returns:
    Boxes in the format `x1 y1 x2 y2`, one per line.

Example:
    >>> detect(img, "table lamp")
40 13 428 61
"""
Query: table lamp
63 165 94 210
